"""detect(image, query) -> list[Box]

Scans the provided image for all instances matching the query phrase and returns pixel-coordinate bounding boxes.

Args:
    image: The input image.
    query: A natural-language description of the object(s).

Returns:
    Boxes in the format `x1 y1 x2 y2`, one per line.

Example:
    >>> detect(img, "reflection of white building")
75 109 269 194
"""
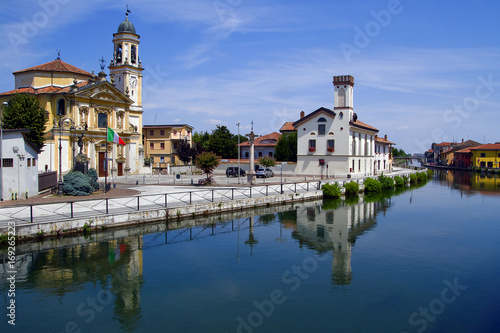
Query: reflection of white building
292 197 390 285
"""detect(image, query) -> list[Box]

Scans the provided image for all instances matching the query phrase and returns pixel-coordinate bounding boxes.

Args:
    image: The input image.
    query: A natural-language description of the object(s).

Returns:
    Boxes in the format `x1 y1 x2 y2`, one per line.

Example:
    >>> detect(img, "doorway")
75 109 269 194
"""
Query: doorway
99 152 107 177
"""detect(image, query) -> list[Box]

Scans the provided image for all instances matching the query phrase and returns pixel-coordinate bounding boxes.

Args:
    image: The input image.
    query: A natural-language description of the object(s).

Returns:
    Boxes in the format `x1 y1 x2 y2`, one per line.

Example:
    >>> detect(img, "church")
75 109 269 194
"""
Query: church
0 11 145 177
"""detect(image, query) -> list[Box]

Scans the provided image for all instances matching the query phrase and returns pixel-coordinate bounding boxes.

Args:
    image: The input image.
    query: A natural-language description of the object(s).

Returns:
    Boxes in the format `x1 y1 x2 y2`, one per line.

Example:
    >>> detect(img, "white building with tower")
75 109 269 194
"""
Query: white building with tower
293 75 387 177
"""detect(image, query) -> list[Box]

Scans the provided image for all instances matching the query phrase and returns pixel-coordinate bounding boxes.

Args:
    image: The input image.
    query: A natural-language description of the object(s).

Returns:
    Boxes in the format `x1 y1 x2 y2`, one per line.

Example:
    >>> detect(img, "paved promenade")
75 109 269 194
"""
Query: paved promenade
0 168 418 230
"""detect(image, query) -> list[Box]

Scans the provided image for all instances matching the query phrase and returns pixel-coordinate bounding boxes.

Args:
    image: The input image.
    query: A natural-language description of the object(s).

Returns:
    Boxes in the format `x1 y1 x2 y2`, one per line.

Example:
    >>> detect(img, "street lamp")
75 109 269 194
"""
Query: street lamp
0 101 8 201
57 114 64 195
237 121 241 184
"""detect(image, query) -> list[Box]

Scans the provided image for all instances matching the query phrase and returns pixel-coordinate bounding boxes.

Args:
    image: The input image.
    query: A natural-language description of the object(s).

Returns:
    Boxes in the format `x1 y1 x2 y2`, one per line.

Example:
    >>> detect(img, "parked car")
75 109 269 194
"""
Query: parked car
226 167 246 177
256 168 274 178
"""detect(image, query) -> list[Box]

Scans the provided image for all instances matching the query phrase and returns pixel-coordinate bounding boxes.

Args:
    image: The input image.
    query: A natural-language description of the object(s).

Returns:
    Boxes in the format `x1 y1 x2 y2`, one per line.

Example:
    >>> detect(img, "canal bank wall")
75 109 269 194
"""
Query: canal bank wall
9 189 323 239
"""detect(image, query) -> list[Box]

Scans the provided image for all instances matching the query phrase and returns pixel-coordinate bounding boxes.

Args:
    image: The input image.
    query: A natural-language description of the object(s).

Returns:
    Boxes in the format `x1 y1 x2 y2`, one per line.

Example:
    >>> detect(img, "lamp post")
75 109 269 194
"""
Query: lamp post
70 125 76 170
57 114 64 195
0 101 8 201
237 121 240 184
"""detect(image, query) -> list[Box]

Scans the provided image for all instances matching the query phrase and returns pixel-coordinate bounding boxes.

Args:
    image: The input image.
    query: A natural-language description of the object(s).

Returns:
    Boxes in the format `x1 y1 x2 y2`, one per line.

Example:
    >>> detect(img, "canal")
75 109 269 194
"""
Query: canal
1 170 499 332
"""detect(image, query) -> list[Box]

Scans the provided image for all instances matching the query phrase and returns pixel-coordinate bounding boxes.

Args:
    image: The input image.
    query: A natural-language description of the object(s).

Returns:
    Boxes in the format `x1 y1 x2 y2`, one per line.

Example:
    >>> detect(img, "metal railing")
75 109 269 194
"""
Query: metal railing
0 180 322 228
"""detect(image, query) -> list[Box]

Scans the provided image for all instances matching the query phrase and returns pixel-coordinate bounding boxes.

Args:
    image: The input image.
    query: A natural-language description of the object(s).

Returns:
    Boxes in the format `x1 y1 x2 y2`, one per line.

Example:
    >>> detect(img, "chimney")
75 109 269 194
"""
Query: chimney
375 135 378 139
462 138 464 143
300 111 305 118
384 134 387 140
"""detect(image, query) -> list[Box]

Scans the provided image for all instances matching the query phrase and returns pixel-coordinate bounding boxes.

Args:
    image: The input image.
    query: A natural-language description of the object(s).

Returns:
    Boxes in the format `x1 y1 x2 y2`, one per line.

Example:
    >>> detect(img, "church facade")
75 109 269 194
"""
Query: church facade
0 12 145 177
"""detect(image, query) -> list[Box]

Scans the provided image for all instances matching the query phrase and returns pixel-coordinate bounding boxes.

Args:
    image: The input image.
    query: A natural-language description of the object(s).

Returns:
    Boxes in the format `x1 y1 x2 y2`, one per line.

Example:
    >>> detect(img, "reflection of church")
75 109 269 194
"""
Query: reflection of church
18 236 144 331
289 198 390 285
0 11 144 176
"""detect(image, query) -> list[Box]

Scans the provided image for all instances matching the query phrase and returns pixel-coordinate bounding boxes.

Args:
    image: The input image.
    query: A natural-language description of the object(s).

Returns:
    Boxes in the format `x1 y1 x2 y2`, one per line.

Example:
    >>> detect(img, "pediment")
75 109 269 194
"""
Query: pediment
75 82 133 104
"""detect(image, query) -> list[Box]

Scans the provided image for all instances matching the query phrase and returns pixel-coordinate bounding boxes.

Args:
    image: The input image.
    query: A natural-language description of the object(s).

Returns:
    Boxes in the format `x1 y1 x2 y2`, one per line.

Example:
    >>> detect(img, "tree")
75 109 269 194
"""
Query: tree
192 131 210 152
195 151 221 180
3 94 48 148
275 132 297 162
177 139 192 165
208 125 237 158
258 156 276 168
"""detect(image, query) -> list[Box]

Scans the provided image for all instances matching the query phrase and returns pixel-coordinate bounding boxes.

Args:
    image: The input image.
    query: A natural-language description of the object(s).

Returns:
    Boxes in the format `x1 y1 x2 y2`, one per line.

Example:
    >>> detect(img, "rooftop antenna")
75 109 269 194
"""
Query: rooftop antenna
251 120 254 132
56 49 61 59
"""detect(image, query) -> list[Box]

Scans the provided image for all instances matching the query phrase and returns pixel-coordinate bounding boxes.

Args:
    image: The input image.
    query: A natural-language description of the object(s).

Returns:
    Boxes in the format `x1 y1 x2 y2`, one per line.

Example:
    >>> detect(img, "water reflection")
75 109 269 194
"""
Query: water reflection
281 196 392 286
434 169 500 195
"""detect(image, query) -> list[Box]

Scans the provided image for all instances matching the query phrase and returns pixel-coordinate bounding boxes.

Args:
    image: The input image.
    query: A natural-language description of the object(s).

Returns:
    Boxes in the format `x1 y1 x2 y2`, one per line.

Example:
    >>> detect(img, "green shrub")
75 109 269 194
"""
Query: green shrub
409 173 418 184
402 175 409 184
426 169 434 177
364 177 382 193
344 194 360 205
63 171 96 196
322 182 341 198
394 175 405 187
344 181 360 196
87 168 100 191
378 174 395 190
417 172 427 183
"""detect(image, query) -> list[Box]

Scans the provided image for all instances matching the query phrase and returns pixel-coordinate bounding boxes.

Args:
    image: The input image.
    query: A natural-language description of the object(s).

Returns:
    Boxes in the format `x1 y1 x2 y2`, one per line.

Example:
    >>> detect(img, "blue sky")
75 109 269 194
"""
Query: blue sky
1 0 499 153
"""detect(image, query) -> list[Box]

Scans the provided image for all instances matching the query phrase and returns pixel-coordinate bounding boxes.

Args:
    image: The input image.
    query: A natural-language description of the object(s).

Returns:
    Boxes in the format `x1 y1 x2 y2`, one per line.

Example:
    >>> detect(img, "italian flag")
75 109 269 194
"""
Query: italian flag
107 127 126 145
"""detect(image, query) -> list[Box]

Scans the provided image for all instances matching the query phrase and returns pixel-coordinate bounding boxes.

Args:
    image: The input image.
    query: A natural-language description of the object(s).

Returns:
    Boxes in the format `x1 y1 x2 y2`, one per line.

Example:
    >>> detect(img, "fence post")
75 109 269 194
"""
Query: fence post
212 190 214 202
30 205 33 223
190 192 192 205
266 185 268 196
294 183 297 193
232 188 234 200
250 187 252 198
71 202 74 219
137 196 140 211
165 194 168 207
307 182 309 191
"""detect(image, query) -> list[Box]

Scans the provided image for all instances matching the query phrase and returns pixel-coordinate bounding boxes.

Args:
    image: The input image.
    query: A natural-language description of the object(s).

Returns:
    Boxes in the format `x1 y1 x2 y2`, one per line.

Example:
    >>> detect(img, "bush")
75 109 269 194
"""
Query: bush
87 168 100 191
426 169 434 177
417 172 427 183
364 177 382 193
394 175 405 187
402 175 409 184
322 182 341 198
378 174 395 190
409 173 418 184
63 171 95 196
344 181 360 196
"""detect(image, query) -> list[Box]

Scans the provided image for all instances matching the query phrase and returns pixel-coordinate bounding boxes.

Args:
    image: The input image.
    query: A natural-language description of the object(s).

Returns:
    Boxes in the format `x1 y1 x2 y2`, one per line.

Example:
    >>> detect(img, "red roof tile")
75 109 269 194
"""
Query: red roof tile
280 122 295 132
469 143 500 150
13 59 93 76
455 148 472 153
350 119 379 132
239 132 281 147
0 81 89 96
435 142 453 147
375 136 395 145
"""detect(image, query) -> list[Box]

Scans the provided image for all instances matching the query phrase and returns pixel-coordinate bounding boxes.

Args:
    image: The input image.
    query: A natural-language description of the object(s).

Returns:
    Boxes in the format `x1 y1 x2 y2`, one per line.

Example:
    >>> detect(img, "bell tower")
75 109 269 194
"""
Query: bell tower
109 10 143 110
333 75 354 114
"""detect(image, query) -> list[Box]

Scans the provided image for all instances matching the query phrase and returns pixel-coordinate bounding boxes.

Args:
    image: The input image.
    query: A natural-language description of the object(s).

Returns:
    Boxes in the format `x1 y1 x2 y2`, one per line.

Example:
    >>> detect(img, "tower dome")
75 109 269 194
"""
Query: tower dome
117 13 136 34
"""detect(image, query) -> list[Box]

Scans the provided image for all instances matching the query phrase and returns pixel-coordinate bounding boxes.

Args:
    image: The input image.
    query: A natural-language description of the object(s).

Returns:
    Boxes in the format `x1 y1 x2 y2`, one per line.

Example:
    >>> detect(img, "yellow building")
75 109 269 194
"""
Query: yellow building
143 124 194 172
0 12 145 177
470 143 500 169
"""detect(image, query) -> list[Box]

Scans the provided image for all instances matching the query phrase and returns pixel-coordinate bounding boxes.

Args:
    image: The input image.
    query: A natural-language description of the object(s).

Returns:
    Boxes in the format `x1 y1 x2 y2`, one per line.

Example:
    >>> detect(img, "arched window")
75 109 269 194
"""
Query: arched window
131 45 137 64
115 45 122 63
338 88 346 107
57 99 65 116
98 113 108 128
317 117 327 122
339 112 343 120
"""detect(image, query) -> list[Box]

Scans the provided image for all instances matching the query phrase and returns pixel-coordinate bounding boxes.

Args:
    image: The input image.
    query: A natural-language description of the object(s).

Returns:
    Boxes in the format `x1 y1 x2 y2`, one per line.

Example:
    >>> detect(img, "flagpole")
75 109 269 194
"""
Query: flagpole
105 127 108 193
